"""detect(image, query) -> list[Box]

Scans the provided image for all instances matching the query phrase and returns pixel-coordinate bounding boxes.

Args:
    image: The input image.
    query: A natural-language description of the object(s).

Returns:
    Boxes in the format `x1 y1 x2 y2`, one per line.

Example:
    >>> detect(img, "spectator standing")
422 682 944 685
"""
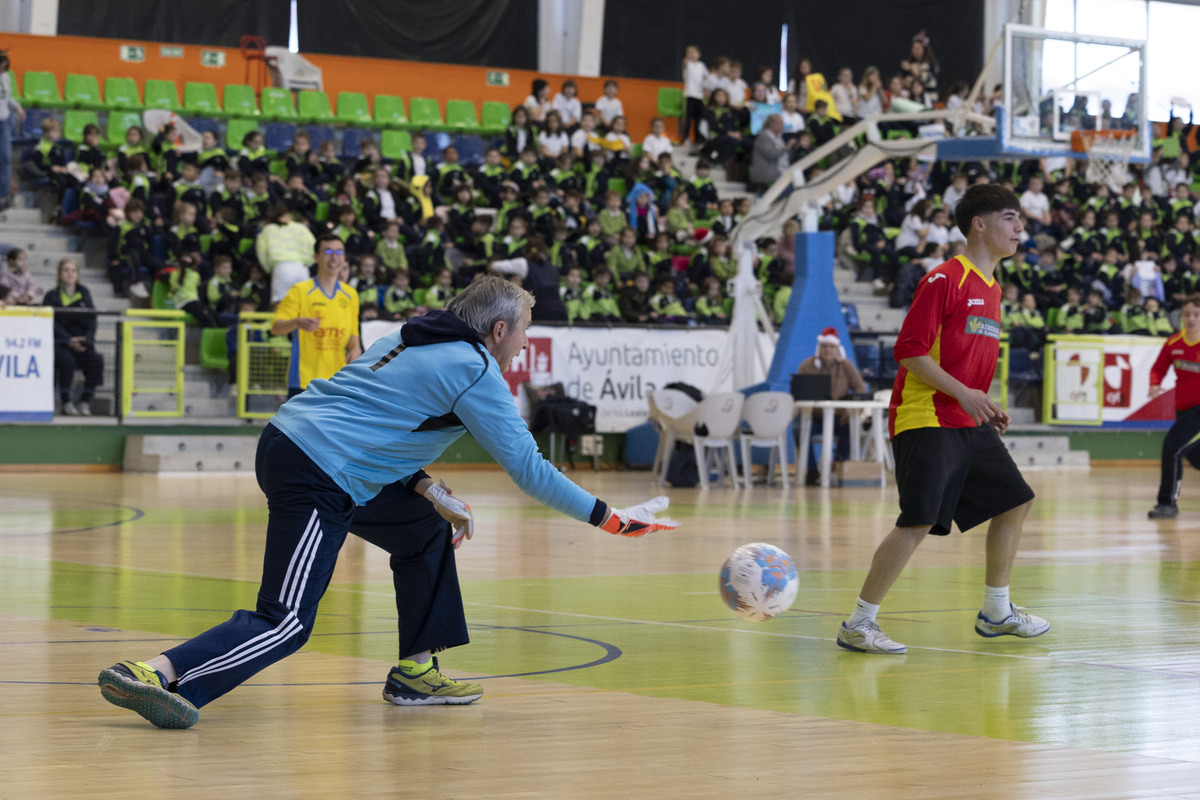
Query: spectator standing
681 45 708 144
594 80 625 127
643 117 674 162
900 32 940 103
523 79 551 124
550 79 582 128
829 68 859 122
858 67 885 118
257 206 317 306
0 50 24 209
43 258 102 416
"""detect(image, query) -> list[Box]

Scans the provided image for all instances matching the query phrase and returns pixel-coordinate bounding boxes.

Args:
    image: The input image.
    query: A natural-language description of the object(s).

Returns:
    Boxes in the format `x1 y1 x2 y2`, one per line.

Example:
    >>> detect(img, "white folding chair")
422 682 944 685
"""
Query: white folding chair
692 392 745 489
860 389 894 472
739 391 794 488
647 388 699 487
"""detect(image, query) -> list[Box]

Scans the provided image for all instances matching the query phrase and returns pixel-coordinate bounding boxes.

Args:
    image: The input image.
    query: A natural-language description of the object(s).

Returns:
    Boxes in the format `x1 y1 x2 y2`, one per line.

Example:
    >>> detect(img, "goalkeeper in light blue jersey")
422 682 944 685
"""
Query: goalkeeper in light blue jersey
98 275 678 729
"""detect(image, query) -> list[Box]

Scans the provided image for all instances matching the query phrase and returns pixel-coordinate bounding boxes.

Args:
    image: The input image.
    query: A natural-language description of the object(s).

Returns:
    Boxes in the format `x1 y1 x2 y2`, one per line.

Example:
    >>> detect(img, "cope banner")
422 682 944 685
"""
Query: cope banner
0 309 54 422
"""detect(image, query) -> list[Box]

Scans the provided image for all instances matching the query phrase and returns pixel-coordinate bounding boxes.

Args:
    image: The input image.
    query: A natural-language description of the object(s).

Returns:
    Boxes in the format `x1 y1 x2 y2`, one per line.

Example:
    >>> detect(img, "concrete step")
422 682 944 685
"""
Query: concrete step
1011 450 1090 470
0 230 78 254
124 435 255 472
183 396 237 417
1007 407 1037 425
0 207 44 225
856 307 907 333
20 250 88 272
1006 436 1072 454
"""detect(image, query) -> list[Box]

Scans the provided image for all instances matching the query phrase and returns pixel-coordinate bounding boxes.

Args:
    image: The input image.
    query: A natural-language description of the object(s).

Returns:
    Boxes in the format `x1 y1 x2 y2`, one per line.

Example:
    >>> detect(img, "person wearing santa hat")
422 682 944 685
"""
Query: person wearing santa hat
795 326 867 484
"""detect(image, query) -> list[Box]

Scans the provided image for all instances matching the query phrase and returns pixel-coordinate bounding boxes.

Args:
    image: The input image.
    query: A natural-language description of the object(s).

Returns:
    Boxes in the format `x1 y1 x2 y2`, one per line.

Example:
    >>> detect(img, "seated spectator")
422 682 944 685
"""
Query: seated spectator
108 198 159 298
603 115 632 166
829 68 859 122
169 254 219 327
205 255 240 325
559 265 584 323
523 78 551 124
780 93 806 141
649 275 690 324
806 99 839 147
1145 295 1174 336
380 268 417 320
536 112 571 171
795 327 867 484
642 117 673 162
700 88 742 168
594 79 624 128
695 275 728 325
551 78 582 128
1020 175 1053 233
858 67 885 117
1082 288 1113 333
606 226 647 282
22 117 69 193
618 269 654 323
0 248 40 304
490 236 569 322
749 113 793 190
424 266 457 310
581 265 622 322
43 258 102 416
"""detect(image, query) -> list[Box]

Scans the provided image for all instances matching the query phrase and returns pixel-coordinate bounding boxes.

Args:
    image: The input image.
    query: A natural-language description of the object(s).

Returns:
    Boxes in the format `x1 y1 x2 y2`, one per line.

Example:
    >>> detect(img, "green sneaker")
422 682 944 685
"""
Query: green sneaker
98 661 199 729
382 657 483 706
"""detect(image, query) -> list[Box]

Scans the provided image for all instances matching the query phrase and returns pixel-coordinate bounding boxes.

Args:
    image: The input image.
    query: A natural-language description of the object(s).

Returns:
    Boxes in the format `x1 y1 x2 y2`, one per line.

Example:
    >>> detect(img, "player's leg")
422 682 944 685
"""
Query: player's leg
1151 408 1200 518
351 480 480 705
837 428 964 654
953 428 1048 638
98 425 354 727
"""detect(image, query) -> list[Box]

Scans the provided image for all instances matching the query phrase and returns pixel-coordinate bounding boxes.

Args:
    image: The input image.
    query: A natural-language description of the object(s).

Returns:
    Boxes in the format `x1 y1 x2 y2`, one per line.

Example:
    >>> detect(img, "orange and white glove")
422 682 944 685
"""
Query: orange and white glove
425 480 474 549
599 496 679 537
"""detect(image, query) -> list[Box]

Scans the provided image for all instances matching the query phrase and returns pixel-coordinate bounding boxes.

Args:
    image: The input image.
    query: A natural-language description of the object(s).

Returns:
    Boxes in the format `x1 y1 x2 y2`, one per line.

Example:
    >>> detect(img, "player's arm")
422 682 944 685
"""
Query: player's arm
345 334 362 363
269 287 318 334
899 354 1002 429
1149 340 1175 397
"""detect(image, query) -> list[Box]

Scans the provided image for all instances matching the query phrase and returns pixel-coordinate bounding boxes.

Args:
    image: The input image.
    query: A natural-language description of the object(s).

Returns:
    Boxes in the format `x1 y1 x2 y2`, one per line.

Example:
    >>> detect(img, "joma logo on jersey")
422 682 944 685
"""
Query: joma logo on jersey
965 315 1000 339
967 298 985 307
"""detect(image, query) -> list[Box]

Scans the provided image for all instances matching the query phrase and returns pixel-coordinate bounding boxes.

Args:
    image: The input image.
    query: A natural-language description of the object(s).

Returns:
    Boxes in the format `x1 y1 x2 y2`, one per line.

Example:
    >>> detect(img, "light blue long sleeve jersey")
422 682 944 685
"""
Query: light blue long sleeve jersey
270 318 601 522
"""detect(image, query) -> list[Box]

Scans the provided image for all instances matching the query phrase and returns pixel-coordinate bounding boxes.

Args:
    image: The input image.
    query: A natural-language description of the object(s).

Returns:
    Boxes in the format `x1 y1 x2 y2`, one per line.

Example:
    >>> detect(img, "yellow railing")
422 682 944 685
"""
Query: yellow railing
235 312 291 419
120 309 186 418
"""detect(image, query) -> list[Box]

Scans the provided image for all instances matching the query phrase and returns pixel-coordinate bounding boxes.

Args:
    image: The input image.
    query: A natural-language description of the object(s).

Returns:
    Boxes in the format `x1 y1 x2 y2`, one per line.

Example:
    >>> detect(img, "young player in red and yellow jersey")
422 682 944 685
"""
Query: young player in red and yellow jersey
1147 296 1200 518
837 184 1050 655
271 233 362 395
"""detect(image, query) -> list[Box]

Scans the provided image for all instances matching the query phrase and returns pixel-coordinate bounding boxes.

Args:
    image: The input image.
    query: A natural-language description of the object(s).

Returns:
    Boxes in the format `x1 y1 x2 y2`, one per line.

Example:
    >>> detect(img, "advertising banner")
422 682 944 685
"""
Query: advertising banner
0 309 55 422
1048 335 1174 427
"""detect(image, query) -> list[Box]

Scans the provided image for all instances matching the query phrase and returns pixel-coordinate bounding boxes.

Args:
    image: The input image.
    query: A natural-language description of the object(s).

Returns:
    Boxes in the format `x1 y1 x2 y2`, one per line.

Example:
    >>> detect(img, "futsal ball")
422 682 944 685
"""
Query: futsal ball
719 543 799 622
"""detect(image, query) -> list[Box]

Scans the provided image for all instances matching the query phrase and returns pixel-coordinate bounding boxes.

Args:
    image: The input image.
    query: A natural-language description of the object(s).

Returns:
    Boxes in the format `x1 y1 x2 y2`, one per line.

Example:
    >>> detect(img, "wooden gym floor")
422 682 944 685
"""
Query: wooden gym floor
2 465 1200 799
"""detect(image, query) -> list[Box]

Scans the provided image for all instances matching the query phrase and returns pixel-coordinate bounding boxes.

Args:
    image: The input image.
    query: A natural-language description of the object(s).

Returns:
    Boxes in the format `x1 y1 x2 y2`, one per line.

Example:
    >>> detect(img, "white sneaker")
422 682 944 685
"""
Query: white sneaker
62 401 80 416
77 401 91 416
129 283 150 299
837 619 907 654
975 604 1050 638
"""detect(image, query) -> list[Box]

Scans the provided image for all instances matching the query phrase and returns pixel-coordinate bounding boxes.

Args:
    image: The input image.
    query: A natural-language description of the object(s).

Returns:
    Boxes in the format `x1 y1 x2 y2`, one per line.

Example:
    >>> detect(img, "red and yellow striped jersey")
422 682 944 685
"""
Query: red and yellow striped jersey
889 256 1001 436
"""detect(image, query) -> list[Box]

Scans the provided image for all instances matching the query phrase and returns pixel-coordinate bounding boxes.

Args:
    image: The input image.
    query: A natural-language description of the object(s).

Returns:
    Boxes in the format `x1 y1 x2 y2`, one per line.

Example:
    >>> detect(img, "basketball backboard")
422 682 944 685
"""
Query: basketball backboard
1001 23 1149 163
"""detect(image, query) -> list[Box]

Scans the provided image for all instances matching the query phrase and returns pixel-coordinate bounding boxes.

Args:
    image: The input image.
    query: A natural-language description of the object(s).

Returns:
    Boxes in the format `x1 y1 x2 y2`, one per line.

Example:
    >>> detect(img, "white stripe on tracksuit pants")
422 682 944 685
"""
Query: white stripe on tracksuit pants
175 510 322 689
165 426 358 709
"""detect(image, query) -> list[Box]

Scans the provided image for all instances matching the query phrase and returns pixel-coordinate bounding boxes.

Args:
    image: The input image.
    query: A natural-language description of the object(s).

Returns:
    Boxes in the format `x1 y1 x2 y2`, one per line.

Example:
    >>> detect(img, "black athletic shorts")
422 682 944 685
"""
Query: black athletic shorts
891 425 1035 536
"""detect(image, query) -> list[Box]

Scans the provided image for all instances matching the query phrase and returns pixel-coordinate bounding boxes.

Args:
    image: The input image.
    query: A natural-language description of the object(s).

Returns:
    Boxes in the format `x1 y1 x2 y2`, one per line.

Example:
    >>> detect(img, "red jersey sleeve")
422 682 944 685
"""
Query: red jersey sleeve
893 267 951 362
1150 336 1177 388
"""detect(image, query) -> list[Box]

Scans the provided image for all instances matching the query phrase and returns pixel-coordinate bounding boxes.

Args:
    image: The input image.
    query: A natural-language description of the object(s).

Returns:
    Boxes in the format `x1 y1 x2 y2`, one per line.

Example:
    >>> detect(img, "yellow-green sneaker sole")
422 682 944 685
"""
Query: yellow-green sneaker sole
98 666 199 729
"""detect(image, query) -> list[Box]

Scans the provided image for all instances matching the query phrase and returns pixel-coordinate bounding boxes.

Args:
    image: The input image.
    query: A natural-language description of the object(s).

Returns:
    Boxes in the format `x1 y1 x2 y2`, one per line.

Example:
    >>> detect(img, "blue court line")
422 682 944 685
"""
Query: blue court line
0 500 146 538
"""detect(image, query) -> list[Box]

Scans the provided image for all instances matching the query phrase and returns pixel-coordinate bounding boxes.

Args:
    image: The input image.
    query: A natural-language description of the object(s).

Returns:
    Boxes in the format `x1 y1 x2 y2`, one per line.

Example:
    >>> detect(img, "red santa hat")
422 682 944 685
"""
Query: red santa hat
815 326 845 359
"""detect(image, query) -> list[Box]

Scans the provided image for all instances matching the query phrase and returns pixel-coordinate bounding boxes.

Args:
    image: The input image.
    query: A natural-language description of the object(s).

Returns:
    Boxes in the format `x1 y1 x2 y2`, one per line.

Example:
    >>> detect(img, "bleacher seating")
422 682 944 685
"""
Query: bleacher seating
407 97 443 131
143 79 181 111
222 84 258 117
372 94 407 128
64 73 103 109
263 122 296 152
259 87 298 121
103 77 141 109
480 101 510 135
298 90 335 124
657 87 683 118
225 117 259 149
63 109 98 143
335 91 373 126
380 129 412 159
184 82 222 116
444 99 480 133
21 71 64 107
105 111 143 147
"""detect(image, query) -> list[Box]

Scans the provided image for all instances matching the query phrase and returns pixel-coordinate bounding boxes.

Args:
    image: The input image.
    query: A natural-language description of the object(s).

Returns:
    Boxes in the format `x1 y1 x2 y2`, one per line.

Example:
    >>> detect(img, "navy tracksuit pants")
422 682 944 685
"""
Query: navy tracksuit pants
1157 405 1200 507
165 424 469 708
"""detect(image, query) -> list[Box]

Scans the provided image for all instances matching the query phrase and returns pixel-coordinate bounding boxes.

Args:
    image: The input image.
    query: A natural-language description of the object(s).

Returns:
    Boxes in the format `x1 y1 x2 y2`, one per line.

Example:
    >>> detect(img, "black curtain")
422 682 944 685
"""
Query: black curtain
601 0 984 93
56 0 290 47
298 0 538 69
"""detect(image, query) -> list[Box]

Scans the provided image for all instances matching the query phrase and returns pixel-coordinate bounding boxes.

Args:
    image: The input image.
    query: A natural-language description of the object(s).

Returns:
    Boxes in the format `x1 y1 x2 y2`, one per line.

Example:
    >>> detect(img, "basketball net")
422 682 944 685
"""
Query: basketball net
1072 130 1137 193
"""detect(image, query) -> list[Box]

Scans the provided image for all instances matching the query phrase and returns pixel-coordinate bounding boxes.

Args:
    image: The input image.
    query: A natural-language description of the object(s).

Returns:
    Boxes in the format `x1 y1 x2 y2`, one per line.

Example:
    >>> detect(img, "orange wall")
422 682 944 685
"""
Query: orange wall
5 32 678 138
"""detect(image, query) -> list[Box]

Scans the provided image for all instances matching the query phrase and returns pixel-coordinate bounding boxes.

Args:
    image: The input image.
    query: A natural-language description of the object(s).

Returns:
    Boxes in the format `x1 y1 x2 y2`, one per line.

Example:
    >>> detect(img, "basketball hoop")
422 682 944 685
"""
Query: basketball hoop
1071 129 1138 192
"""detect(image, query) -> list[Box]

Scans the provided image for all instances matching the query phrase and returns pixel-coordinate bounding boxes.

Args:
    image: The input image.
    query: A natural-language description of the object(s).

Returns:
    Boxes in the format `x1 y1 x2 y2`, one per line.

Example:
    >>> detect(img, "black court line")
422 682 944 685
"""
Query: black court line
0 500 146 538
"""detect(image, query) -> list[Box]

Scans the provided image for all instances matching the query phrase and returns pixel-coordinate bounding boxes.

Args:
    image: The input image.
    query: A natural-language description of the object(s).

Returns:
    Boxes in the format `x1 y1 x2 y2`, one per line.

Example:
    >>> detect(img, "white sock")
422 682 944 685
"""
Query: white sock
983 585 1011 621
846 597 880 627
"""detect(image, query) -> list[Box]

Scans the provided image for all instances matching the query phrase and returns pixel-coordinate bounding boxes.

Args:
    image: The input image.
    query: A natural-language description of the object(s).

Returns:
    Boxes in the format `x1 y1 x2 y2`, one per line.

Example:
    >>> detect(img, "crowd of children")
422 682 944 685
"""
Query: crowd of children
16 47 1200 353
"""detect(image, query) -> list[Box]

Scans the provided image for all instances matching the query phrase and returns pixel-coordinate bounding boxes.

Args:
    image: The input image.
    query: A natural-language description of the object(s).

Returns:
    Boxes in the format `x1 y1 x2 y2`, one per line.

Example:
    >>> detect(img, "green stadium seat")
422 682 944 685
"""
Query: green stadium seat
21 71 64 108
143 79 181 111
103 77 141 109
64 73 103 109
199 328 230 372
407 97 444 131
105 111 144 148
222 84 258 118
480 101 511 135
225 118 259 150
444 99 480 132
335 91 372 126
260 87 298 121
62 109 99 143
297 90 334 124
184 82 222 116
380 129 412 160
150 278 171 310
372 94 407 128
607 177 627 198
657 87 684 118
